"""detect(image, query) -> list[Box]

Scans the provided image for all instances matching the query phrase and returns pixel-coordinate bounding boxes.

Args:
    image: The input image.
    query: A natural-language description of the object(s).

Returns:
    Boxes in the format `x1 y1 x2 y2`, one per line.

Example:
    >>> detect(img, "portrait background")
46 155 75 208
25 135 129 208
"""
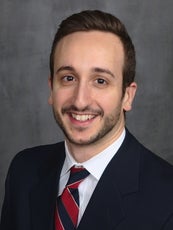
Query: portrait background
0 0 173 212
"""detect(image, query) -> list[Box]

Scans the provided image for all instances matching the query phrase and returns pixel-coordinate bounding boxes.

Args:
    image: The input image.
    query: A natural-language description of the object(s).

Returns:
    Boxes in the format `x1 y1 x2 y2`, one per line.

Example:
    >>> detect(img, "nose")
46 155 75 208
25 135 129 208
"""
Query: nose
72 81 91 110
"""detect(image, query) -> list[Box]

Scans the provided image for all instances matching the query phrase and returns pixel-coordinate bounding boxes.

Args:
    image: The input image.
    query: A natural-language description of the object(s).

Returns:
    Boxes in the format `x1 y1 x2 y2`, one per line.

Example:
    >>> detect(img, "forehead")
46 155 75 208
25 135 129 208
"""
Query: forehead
54 31 124 73
55 30 124 53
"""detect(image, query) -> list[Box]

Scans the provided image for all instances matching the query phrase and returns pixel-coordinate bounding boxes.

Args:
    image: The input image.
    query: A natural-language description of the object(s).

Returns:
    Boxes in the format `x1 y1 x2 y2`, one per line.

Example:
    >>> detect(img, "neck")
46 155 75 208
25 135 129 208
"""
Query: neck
66 125 125 163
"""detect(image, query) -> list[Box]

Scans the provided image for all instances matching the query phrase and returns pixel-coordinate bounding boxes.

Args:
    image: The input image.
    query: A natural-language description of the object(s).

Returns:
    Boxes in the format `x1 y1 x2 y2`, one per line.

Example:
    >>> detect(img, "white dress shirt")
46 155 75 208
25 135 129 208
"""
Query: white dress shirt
58 129 125 224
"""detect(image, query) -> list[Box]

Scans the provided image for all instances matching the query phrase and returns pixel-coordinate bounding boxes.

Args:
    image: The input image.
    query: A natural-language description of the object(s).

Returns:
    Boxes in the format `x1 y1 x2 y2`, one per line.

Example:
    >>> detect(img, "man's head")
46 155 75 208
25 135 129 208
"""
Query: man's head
49 10 136 95
48 10 137 153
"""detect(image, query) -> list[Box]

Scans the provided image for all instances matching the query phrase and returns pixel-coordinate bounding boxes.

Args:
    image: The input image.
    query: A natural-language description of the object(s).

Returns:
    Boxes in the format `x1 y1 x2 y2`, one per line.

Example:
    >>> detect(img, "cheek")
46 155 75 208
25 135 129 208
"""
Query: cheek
98 93 122 114
51 89 73 107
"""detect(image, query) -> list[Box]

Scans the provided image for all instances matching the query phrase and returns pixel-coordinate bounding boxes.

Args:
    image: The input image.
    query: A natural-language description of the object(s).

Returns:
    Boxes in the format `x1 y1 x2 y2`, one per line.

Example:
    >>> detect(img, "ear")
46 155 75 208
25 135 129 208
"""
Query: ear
48 77 53 105
123 82 137 112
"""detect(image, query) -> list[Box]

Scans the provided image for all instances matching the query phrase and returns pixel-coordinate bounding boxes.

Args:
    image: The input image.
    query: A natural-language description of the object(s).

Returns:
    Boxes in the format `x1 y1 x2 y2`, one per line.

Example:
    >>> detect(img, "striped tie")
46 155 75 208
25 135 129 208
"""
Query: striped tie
55 166 89 230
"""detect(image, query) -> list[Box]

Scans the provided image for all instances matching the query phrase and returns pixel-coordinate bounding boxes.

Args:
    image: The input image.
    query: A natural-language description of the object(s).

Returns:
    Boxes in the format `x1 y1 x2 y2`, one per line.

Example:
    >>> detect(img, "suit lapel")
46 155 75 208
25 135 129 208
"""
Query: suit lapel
78 169 125 229
30 143 65 230
78 130 140 229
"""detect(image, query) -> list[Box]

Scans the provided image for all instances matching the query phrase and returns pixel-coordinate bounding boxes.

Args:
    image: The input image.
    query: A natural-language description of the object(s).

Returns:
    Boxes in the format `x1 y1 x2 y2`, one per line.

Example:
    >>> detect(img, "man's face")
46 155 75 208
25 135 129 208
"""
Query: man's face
49 31 136 146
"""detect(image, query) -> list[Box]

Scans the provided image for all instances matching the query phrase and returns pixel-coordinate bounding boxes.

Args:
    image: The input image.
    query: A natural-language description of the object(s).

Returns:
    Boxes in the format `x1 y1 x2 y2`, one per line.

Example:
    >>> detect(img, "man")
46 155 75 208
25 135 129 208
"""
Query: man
1 10 173 230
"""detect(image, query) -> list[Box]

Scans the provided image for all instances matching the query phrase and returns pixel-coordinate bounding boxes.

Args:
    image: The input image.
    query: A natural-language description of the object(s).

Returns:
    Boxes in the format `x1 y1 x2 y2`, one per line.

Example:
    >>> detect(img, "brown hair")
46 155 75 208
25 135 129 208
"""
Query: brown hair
49 10 136 94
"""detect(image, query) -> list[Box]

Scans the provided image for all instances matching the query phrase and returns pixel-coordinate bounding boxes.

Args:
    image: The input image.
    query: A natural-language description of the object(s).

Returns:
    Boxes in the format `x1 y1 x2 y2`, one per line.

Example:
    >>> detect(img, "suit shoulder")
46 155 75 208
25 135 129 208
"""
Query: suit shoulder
138 141 173 175
14 142 64 161
127 129 173 171
131 137 173 195
8 142 65 176
126 129 173 184
142 148 173 185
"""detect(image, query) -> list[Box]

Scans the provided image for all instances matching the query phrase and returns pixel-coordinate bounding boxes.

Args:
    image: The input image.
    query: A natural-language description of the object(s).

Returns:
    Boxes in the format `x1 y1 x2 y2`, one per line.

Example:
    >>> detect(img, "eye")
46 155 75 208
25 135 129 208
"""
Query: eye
59 75 77 86
63 75 75 82
96 78 106 84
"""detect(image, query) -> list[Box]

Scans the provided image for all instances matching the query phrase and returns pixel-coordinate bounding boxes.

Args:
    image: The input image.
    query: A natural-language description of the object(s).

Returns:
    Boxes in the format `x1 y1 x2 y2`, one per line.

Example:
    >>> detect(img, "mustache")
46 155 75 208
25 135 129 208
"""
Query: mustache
62 105 103 116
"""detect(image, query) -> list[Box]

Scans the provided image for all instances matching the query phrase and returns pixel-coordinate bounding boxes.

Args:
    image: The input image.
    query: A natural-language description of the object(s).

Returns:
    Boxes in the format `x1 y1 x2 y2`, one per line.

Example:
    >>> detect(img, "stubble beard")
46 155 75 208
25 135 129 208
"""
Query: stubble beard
52 103 123 146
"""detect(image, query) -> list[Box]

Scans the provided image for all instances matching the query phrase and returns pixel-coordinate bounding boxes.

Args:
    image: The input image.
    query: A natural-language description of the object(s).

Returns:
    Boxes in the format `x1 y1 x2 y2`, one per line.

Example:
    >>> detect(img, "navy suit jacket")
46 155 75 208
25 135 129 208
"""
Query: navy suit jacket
1 129 173 230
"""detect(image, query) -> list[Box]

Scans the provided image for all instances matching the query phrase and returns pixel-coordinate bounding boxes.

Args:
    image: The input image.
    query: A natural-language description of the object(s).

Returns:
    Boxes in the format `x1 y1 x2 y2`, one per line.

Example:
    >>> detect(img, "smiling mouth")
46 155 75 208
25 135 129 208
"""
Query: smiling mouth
71 113 96 121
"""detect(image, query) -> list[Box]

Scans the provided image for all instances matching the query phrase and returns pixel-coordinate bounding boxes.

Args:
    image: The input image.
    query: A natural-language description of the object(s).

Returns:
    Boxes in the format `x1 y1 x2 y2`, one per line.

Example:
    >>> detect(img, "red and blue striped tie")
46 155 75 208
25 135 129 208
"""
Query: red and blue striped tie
55 166 89 230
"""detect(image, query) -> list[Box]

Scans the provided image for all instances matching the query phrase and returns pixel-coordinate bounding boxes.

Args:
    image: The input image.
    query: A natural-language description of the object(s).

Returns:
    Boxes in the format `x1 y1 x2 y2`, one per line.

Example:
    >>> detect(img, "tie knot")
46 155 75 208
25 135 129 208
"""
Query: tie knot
66 166 89 188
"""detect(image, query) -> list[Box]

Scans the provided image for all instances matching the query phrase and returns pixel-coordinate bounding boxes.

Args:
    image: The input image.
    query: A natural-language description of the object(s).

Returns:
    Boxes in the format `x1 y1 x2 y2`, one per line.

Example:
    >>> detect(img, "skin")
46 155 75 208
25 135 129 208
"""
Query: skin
49 31 137 163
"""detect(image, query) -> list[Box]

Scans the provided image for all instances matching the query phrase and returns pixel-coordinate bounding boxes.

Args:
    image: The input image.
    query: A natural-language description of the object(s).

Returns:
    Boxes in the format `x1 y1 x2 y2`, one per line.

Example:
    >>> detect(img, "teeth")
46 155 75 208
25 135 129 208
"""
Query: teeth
72 114 95 121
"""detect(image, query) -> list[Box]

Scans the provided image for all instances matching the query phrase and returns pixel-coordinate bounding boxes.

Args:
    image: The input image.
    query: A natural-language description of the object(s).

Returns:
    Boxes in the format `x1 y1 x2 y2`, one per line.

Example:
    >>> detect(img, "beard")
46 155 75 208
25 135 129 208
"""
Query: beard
52 104 122 146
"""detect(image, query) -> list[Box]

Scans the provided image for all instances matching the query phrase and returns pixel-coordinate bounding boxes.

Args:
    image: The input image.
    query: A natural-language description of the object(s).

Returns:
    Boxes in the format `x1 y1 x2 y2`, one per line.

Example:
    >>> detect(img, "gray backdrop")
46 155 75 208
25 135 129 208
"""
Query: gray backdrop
1 0 173 213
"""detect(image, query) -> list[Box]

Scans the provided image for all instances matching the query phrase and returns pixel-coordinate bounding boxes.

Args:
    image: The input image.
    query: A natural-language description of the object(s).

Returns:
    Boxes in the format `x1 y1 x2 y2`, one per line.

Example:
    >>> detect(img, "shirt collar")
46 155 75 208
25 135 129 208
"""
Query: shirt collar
62 129 126 180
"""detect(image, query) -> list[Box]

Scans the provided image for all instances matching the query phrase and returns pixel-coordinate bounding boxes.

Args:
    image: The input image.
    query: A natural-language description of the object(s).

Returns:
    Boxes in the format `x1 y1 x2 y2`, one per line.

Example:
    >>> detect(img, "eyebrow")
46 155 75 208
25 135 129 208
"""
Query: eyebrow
92 67 116 78
55 65 116 78
56 65 75 74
